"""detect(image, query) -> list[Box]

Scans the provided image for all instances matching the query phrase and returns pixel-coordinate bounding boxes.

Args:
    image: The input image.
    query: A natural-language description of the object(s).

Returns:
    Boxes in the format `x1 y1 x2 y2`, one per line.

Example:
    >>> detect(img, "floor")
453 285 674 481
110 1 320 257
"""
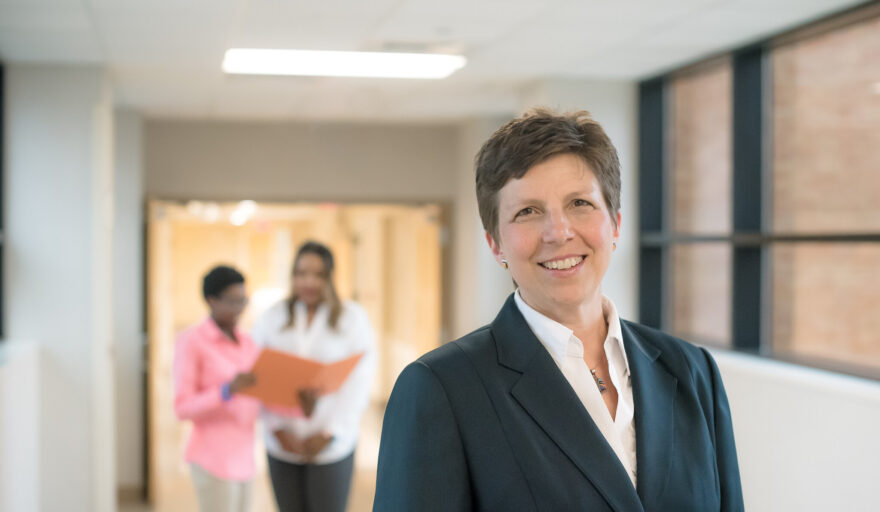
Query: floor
122 403 383 512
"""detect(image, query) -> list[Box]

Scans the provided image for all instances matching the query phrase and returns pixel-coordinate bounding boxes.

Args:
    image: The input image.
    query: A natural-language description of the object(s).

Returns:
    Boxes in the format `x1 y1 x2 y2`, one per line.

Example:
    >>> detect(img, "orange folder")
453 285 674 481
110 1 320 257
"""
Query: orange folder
241 348 364 408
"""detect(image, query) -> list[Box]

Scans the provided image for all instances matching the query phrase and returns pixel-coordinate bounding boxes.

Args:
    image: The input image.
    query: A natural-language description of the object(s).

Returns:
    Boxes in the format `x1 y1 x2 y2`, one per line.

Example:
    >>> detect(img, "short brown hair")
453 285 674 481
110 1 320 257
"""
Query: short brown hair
475 108 621 240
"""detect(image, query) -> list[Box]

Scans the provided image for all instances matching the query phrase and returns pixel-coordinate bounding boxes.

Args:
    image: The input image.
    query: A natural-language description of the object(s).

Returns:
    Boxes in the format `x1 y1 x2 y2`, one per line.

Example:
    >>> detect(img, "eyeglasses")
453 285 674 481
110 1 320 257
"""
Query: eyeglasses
218 296 249 308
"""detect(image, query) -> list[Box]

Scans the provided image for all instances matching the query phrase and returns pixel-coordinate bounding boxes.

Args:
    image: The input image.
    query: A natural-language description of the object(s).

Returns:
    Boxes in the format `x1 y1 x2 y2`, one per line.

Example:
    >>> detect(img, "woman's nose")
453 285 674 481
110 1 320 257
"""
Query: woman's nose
542 211 574 244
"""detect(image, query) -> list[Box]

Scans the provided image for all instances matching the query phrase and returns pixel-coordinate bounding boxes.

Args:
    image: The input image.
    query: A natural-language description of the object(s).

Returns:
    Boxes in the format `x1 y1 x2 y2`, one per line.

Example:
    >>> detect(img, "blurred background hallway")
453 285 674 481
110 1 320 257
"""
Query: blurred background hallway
143 201 440 511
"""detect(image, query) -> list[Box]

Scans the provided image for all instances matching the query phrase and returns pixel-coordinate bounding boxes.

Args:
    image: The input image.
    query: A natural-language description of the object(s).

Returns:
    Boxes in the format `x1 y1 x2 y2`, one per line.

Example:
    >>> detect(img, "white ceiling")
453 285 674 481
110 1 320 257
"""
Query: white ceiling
0 0 866 121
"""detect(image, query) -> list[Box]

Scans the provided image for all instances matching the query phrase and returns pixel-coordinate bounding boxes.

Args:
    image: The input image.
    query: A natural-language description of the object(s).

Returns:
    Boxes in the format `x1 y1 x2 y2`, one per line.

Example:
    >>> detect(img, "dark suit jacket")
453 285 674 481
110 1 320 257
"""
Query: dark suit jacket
374 294 744 511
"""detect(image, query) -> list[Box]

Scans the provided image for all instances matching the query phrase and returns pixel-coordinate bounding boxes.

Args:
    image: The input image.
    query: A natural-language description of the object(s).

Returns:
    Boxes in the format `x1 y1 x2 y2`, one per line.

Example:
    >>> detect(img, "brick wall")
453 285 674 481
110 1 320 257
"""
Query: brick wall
771 14 880 368
670 60 733 346
671 59 732 234
672 243 732 346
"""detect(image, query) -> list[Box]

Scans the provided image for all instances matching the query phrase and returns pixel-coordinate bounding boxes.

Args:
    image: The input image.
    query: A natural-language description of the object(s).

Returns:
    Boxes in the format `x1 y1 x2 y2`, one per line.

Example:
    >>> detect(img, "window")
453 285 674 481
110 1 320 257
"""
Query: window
668 59 733 347
638 4 880 378
772 243 880 369
769 12 880 371
671 243 732 347
670 59 732 235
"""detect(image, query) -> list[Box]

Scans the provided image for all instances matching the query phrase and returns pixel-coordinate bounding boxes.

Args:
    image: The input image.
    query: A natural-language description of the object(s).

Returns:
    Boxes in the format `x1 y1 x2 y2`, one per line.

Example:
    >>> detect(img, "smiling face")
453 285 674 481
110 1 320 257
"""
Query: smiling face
486 153 621 318
293 252 329 308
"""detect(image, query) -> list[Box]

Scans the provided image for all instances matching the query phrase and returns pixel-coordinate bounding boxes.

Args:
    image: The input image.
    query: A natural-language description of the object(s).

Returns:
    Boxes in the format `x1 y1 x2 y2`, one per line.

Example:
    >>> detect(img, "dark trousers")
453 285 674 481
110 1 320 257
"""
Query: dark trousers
266 452 355 512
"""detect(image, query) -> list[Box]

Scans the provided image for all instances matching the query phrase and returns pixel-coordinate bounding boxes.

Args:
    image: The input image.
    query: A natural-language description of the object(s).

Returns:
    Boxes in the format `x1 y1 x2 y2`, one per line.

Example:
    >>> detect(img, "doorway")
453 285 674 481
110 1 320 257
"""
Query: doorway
146 199 445 511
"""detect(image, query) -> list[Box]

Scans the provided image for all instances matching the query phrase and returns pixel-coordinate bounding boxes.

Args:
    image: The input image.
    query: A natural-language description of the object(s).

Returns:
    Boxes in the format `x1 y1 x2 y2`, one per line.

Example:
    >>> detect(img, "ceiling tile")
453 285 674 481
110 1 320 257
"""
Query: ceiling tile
369 0 551 49
92 4 235 66
1 0 871 120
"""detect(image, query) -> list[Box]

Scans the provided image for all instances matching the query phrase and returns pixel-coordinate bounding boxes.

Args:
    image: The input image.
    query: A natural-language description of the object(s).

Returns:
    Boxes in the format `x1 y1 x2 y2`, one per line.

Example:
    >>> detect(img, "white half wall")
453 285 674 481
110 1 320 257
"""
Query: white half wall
714 350 880 511
5 64 116 512
0 341 41 512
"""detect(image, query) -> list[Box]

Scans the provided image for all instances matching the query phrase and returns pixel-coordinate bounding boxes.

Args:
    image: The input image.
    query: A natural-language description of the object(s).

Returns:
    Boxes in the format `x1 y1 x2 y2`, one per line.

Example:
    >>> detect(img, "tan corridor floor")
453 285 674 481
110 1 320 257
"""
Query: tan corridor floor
122 402 383 512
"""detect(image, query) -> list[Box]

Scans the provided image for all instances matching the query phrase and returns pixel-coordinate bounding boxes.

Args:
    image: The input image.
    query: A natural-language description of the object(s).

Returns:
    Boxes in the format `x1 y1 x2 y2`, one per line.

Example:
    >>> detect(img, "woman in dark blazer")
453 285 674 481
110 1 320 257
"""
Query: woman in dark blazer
374 109 744 511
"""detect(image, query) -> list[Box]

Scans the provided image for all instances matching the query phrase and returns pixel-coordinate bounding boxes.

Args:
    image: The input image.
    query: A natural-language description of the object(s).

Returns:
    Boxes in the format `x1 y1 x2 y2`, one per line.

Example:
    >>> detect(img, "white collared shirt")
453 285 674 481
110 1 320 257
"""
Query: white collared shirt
252 299 376 465
514 291 637 488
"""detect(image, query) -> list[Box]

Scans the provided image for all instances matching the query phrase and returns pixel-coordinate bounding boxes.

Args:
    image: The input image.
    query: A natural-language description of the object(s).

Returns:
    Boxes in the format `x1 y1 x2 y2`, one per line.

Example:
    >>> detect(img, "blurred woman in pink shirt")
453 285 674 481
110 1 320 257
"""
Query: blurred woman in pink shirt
173 265 260 512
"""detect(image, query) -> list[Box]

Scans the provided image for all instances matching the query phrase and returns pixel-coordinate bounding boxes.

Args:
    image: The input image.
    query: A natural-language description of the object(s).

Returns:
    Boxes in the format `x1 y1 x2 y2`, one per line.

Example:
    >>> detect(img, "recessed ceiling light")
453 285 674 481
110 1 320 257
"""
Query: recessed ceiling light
222 49 466 79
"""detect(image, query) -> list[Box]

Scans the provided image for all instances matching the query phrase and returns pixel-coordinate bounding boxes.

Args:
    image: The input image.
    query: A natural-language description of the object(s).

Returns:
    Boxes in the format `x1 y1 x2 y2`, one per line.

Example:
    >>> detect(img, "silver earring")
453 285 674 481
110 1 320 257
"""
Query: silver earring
501 259 509 269
612 241 617 251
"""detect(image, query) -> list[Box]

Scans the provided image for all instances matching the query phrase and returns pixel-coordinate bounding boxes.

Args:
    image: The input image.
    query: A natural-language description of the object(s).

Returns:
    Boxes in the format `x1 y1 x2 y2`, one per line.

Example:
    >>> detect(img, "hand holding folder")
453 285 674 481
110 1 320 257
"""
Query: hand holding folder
240 348 364 409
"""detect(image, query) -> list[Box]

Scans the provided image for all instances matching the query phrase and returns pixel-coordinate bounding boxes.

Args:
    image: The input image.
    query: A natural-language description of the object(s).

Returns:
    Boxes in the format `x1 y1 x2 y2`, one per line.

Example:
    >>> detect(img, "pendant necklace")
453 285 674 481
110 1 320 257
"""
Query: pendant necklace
590 368 608 394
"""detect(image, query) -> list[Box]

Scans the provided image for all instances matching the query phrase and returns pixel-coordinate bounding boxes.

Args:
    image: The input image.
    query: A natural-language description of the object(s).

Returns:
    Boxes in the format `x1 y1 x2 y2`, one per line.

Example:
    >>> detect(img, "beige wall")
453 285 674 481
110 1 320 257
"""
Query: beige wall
144 120 459 202
143 116 523 341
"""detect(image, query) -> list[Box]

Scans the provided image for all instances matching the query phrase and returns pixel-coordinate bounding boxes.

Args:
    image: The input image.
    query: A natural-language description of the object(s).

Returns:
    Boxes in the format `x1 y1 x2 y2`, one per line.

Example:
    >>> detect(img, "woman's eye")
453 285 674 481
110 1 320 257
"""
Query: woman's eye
573 199 594 208
515 207 535 218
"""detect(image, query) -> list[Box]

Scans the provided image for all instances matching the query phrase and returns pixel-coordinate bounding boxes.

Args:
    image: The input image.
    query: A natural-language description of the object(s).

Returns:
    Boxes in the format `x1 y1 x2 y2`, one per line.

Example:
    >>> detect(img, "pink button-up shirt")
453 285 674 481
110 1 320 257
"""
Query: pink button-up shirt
173 317 260 481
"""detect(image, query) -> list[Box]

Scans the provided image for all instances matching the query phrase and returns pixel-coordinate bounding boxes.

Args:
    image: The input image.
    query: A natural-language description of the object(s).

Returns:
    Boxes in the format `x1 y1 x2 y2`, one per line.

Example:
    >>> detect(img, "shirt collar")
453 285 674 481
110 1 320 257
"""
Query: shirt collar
601 296 630 377
514 290 573 364
199 316 242 344
293 300 329 322
514 290 630 376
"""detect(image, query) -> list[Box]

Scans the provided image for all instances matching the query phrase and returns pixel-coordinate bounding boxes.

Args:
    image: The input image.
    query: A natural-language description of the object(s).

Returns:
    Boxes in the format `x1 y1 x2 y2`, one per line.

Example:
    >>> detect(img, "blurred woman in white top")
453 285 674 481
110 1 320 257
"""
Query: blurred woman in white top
252 241 376 512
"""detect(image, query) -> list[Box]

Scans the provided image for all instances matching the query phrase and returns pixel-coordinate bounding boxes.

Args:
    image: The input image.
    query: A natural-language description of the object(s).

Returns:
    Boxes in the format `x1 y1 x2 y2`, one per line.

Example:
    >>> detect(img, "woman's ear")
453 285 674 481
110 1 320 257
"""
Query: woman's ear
485 230 504 265
614 211 622 240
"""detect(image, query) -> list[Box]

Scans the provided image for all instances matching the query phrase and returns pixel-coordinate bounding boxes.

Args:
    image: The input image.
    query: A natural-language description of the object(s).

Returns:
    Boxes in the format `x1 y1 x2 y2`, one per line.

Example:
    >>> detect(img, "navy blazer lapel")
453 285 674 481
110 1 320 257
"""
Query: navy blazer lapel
492 295 644 512
621 321 677 509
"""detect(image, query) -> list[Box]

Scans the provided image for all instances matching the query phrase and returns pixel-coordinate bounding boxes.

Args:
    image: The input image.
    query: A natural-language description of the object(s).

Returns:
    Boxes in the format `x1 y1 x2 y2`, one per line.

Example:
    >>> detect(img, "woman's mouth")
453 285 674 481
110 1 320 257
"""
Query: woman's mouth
538 255 585 270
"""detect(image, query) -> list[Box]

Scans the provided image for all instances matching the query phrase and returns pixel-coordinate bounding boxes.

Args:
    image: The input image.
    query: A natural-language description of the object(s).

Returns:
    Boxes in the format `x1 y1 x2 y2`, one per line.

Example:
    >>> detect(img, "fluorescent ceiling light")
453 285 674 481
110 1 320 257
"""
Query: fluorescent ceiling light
222 49 466 79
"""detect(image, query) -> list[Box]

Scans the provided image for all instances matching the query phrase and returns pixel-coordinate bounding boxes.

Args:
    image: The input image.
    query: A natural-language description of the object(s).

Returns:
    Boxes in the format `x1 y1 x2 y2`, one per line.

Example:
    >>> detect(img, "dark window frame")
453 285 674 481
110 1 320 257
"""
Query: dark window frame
637 3 880 381
1 63 5 339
